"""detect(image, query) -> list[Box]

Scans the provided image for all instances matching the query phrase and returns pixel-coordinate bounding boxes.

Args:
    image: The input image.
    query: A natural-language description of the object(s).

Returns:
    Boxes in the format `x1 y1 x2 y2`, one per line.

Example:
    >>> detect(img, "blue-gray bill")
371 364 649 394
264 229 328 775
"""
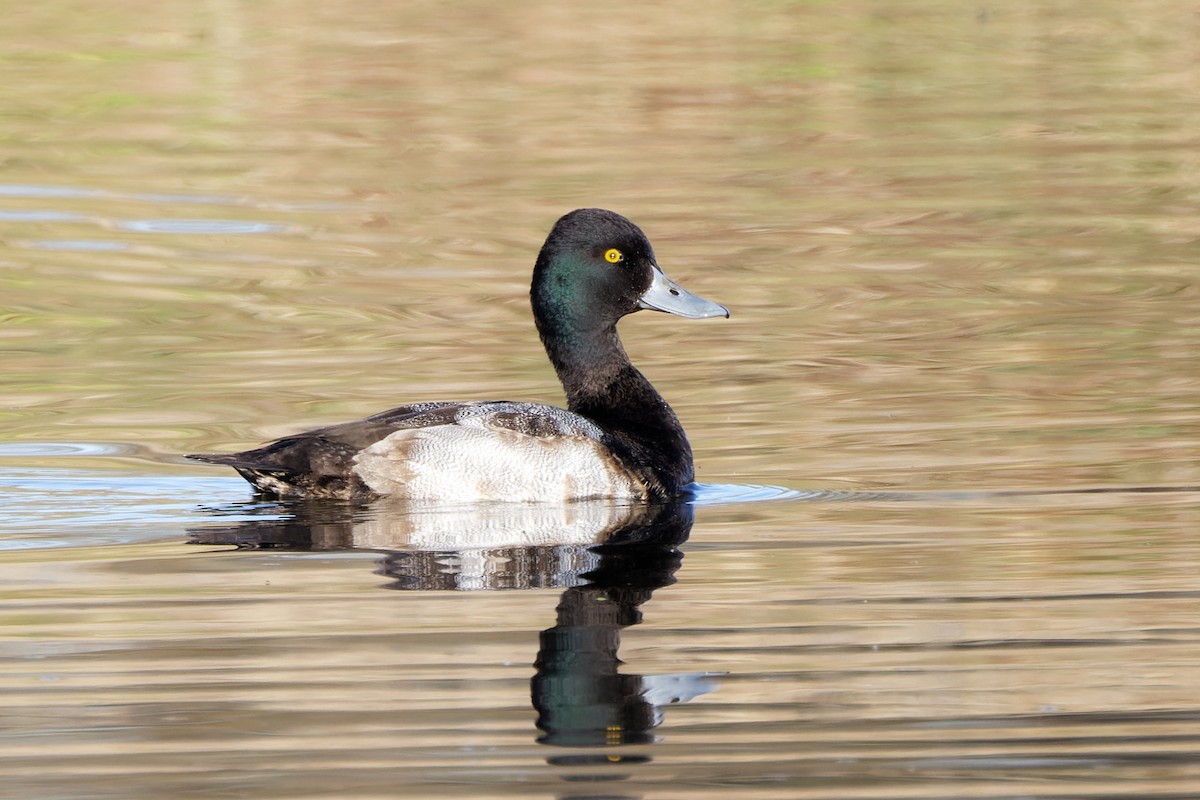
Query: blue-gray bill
637 264 730 319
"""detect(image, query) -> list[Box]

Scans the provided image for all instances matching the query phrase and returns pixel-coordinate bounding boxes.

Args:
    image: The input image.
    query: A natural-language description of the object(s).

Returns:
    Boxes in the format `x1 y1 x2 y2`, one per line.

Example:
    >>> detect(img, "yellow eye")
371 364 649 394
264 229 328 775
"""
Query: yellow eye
604 248 623 264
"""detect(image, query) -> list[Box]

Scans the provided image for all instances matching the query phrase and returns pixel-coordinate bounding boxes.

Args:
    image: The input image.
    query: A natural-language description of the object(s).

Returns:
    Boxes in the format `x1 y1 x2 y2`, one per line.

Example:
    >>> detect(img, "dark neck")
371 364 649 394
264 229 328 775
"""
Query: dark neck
538 321 694 494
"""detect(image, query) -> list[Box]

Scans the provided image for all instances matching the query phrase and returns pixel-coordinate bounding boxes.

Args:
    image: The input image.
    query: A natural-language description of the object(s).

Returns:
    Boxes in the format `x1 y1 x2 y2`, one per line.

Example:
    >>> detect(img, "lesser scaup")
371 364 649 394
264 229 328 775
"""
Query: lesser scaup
188 208 729 501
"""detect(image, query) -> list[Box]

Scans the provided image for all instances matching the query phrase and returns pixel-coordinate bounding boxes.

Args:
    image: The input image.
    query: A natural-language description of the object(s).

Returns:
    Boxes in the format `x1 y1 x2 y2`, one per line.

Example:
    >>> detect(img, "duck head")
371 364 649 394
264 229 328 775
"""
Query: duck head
531 208 729 340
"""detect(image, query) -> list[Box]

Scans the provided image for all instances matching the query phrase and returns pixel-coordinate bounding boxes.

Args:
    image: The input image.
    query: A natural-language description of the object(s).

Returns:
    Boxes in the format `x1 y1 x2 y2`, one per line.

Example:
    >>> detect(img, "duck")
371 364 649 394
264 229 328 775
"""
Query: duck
188 208 729 502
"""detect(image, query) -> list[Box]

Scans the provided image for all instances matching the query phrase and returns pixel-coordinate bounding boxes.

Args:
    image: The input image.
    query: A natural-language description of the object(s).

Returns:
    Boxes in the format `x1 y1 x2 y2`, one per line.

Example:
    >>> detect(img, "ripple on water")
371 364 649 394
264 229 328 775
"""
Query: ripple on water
0 442 264 550
27 240 130 251
0 442 140 458
0 210 86 221
0 183 103 198
0 471 257 546
116 219 291 234
692 482 805 504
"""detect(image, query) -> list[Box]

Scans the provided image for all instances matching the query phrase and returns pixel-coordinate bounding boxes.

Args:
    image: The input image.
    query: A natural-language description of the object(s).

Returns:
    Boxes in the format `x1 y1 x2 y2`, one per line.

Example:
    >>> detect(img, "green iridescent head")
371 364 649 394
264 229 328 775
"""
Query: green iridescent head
531 209 728 345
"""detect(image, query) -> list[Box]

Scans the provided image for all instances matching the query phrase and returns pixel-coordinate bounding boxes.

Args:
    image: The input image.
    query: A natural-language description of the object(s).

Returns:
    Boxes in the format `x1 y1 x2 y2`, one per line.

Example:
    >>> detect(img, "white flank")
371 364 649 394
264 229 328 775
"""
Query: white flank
352 424 644 502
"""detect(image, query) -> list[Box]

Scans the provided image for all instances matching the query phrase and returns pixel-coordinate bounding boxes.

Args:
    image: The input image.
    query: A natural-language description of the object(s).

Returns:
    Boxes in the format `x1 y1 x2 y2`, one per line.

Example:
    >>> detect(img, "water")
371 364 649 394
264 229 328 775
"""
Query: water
3 1 1200 797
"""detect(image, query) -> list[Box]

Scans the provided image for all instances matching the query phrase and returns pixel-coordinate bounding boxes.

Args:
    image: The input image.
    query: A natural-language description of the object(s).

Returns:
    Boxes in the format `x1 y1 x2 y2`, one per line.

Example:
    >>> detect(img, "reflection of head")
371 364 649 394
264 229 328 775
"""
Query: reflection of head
531 502 718 750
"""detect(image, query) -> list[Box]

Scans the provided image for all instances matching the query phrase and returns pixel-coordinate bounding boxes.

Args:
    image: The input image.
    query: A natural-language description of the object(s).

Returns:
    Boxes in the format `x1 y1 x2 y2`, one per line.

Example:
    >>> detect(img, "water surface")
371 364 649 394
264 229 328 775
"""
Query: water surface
2 1 1199 798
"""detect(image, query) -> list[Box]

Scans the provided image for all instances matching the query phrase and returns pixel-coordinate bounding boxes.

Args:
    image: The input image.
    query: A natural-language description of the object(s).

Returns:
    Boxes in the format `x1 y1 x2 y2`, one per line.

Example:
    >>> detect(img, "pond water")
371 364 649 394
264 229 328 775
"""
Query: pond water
2 1 1199 798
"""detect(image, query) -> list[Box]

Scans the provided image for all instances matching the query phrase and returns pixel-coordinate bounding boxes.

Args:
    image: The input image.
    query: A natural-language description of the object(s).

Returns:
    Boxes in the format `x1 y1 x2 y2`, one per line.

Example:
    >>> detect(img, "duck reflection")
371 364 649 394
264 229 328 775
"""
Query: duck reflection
531 503 718 757
188 498 717 763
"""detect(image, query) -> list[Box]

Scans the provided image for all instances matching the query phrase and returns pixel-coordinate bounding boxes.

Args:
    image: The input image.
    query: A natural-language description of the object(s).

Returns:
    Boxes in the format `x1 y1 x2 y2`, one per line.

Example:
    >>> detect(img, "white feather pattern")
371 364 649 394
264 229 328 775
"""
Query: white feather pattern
352 403 645 501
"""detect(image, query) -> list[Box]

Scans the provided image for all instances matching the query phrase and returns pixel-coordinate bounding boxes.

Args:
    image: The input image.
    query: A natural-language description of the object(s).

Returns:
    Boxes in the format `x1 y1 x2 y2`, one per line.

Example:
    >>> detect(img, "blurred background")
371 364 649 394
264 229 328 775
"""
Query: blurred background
2 3 1200 798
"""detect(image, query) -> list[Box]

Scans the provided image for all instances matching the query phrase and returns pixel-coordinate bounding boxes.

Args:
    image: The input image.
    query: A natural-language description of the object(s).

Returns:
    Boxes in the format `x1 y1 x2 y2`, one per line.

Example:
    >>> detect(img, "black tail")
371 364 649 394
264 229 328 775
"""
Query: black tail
186 452 240 465
186 452 288 472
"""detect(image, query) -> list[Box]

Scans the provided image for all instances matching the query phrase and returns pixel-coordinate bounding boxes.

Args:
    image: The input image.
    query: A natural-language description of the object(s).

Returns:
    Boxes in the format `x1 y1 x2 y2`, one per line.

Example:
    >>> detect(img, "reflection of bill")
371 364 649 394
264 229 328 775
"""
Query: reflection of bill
189 499 722 762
